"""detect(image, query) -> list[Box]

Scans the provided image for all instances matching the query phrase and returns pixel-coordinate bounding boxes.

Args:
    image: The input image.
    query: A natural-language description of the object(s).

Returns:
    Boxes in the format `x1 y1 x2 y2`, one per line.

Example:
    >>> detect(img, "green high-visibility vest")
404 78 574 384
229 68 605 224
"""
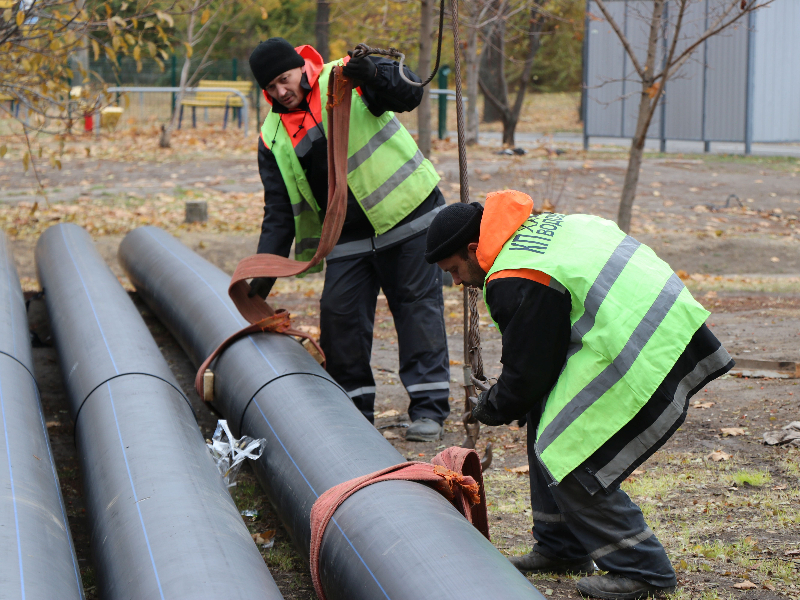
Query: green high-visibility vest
261 61 440 269
484 212 710 483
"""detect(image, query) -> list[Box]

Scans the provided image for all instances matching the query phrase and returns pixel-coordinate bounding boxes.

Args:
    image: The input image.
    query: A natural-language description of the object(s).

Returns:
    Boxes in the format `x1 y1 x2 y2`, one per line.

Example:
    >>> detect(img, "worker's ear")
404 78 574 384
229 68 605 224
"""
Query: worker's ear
467 242 479 256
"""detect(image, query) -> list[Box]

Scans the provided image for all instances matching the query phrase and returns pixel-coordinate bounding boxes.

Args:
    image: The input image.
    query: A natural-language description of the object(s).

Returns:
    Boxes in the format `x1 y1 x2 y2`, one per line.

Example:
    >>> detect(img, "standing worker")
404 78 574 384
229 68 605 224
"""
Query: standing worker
248 38 450 441
425 190 733 599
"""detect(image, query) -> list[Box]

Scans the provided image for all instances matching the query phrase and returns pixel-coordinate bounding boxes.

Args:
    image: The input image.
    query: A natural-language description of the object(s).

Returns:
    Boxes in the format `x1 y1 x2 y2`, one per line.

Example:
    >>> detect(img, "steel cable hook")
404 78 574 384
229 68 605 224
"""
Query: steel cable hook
350 0 445 87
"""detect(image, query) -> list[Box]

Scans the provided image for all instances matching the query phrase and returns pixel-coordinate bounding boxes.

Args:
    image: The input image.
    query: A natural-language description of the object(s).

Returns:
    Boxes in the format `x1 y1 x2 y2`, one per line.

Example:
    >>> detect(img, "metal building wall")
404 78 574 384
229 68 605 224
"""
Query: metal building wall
585 0 626 137
752 2 800 142
584 0 800 146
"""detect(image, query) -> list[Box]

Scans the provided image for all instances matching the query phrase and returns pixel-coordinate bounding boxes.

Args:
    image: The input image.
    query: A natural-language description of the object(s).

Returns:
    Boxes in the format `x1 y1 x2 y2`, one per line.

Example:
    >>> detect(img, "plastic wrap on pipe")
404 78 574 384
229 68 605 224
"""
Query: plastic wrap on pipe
0 231 85 600
119 226 544 600
35 224 283 600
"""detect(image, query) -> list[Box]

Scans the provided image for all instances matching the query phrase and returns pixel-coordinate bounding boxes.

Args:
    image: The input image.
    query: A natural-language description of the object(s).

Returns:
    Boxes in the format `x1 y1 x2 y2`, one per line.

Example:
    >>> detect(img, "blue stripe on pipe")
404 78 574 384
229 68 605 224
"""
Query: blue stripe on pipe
144 229 392 600
61 226 164 597
252 401 392 600
106 382 165 600
1 376 25 599
4 237 83 598
60 226 119 375
144 229 280 375
33 383 84 596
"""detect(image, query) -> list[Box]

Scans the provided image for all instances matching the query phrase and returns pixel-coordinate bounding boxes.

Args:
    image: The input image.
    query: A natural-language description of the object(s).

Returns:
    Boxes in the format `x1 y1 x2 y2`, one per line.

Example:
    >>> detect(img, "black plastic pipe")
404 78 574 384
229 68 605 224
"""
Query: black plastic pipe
119 226 543 600
0 231 85 600
36 224 283 600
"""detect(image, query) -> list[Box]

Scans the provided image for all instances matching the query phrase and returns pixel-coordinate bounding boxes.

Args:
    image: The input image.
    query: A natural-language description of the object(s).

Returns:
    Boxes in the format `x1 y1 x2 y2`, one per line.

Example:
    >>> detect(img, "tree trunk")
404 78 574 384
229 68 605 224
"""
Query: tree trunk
161 53 192 148
618 85 662 232
465 19 479 145
315 0 330 61
617 0 664 232
479 11 507 123
417 0 433 157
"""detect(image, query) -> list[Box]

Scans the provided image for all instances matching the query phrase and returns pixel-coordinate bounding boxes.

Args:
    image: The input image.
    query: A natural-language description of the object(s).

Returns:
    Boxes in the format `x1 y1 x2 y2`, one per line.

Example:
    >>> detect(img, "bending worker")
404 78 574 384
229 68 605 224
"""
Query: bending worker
425 190 733 600
248 38 450 441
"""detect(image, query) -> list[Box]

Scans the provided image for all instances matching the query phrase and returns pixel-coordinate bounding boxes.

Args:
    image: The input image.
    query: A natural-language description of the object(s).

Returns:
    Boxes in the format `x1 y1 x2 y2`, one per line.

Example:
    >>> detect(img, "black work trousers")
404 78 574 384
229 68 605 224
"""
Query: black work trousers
319 233 450 425
525 414 677 587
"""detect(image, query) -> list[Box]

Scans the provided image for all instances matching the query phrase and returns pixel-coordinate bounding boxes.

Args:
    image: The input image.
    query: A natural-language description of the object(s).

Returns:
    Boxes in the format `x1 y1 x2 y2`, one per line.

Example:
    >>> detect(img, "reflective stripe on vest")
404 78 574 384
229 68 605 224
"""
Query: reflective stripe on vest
484 213 710 483
261 61 440 264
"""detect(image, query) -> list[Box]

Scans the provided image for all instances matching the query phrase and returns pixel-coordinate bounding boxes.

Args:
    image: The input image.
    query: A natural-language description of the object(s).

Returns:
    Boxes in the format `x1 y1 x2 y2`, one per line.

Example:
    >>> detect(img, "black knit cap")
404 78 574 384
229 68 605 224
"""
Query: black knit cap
425 202 484 264
249 38 305 90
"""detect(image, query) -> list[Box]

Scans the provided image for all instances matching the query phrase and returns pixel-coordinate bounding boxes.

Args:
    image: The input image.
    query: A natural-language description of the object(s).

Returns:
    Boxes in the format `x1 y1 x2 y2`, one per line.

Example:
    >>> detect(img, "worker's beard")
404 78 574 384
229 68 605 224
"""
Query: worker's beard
463 257 487 289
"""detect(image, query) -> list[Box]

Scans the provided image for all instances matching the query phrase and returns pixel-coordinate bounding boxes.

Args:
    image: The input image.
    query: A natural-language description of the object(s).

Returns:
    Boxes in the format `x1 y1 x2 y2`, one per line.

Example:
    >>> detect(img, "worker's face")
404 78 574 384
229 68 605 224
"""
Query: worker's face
266 67 305 110
437 243 486 289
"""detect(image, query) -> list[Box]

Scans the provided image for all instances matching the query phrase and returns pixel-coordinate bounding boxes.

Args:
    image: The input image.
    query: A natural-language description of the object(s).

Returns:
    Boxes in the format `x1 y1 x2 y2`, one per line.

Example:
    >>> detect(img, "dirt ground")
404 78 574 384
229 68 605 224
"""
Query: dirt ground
2 126 799 600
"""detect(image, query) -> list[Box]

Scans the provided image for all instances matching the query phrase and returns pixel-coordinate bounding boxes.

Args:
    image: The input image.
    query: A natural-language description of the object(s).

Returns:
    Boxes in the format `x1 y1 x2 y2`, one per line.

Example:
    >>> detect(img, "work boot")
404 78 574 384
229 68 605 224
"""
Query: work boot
405 417 443 442
509 550 594 575
576 574 676 599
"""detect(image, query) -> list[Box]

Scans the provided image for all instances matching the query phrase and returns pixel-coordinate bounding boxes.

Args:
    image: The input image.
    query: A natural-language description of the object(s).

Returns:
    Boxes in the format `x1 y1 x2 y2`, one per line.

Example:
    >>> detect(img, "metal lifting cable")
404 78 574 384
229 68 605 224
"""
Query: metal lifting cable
355 0 490 460
447 0 490 459
351 0 446 87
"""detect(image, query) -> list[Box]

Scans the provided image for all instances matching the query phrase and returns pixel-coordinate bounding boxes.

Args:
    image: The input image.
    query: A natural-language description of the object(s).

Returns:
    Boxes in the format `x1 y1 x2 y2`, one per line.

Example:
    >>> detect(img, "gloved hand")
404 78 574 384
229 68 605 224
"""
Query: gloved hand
471 390 506 427
248 277 275 299
342 54 377 83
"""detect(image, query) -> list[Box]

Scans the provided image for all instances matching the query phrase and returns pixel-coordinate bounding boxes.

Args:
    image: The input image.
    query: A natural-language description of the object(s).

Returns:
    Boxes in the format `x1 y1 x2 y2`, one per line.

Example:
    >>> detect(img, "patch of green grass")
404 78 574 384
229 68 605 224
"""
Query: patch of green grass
265 544 297 571
230 478 259 511
729 469 771 488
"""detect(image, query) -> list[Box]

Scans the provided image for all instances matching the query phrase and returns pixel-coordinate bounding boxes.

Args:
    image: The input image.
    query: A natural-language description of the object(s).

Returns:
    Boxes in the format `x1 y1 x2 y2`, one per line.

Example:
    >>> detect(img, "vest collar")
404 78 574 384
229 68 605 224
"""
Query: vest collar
476 190 534 273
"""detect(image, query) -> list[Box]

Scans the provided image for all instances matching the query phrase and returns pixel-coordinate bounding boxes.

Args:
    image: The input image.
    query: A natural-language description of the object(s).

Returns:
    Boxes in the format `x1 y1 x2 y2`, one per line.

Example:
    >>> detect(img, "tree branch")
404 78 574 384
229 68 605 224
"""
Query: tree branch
594 0 645 79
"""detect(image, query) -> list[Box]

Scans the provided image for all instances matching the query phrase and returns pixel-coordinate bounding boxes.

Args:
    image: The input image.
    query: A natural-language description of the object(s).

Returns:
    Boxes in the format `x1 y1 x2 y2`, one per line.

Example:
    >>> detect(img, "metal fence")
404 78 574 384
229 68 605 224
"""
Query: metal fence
582 0 800 153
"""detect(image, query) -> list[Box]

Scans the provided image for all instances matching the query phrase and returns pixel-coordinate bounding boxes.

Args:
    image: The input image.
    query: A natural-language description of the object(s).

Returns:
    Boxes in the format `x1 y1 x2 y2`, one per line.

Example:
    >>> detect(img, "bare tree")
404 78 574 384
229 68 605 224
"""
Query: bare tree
417 0 434 156
478 0 545 146
593 0 770 233
159 0 245 148
316 0 330 61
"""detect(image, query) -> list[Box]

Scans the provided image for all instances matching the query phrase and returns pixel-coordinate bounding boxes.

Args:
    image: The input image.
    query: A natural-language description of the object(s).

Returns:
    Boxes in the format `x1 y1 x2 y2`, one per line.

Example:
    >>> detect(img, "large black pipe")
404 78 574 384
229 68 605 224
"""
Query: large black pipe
36 224 283 600
0 231 84 600
120 226 543 600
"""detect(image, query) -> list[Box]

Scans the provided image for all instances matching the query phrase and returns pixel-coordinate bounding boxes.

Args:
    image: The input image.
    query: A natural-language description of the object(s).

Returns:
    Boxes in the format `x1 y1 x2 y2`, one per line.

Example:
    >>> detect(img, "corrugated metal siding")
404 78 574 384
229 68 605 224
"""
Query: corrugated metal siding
704 4 747 142
622 0 664 139
663 0 705 141
586 0 626 136
752 2 800 142
584 0 800 144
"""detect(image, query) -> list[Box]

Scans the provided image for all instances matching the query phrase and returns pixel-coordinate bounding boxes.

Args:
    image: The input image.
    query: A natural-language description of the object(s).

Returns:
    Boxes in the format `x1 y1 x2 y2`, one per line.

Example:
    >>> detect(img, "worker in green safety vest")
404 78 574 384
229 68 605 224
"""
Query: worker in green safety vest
247 38 450 441
425 190 734 600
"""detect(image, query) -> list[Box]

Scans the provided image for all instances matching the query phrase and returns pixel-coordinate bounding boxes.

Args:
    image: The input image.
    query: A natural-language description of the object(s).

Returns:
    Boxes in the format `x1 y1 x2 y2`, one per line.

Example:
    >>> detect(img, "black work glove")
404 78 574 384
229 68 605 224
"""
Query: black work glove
342 54 377 83
248 277 275 299
471 390 506 427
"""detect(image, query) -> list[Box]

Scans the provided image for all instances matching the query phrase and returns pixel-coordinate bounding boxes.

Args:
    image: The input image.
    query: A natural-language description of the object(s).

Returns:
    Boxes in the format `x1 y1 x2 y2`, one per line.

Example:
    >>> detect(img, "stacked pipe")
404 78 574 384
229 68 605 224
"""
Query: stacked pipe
0 231 84 600
119 226 543 600
36 224 283 600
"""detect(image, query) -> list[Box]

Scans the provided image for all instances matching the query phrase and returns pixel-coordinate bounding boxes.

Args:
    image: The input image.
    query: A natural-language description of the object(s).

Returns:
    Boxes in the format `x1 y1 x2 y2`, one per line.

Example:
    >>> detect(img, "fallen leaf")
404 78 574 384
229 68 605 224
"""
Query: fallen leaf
773 485 787 491
375 409 400 419
251 530 275 545
45 421 60 428
721 427 746 437
678 559 689 570
507 465 529 474
693 401 715 409
296 325 320 336
707 450 732 462
676 270 690 280
785 549 800 557
382 430 400 440
478 173 491 181
733 580 757 589
763 583 776 591
770 256 780 263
